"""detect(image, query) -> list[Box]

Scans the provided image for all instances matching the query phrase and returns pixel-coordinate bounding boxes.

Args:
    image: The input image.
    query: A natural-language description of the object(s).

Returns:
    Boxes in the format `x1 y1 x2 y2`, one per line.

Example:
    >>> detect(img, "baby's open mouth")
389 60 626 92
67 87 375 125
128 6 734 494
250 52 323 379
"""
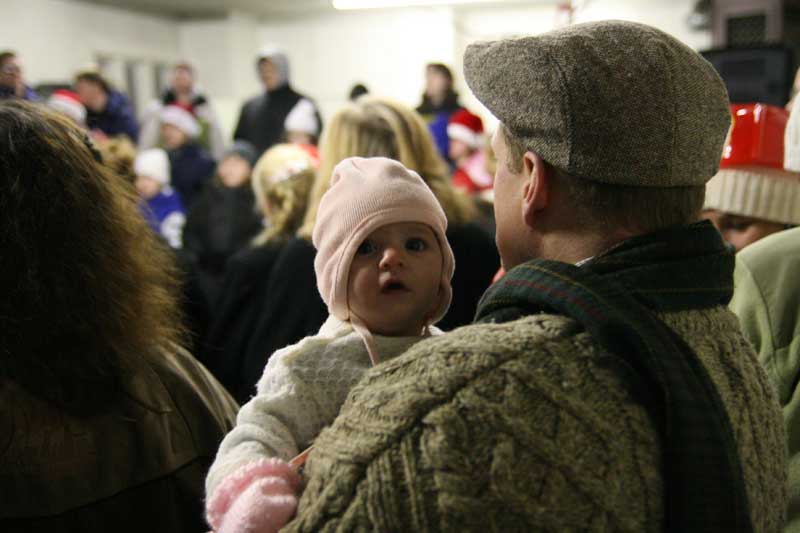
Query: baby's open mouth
381 280 409 293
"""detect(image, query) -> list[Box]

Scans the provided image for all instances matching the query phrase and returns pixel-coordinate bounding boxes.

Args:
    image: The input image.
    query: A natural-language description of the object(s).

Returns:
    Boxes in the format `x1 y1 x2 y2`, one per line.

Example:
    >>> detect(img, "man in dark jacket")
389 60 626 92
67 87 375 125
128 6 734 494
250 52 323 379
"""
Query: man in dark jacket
233 48 321 156
75 70 139 141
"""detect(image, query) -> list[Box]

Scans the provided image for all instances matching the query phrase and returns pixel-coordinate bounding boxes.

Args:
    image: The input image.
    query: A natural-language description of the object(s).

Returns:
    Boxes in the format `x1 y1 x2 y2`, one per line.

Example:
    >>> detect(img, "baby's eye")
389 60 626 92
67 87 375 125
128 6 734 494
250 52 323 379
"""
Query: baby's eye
357 240 376 255
405 238 427 252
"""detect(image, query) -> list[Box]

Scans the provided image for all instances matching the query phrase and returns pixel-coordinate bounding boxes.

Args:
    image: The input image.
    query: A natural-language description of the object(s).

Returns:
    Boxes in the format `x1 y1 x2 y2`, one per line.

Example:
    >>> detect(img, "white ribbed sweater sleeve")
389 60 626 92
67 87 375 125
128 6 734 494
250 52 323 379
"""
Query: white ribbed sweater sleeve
206 316 440 496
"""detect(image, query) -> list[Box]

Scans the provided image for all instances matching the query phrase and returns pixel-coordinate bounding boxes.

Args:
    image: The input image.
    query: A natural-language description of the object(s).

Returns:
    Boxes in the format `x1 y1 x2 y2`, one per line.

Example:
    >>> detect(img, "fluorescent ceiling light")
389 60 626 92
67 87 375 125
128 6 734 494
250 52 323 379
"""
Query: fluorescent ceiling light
333 0 488 9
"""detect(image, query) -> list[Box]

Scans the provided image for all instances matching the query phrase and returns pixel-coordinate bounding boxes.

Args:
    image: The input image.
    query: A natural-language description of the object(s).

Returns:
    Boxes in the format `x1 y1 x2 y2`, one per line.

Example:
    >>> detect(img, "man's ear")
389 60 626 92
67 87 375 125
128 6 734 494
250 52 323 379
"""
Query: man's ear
521 151 549 228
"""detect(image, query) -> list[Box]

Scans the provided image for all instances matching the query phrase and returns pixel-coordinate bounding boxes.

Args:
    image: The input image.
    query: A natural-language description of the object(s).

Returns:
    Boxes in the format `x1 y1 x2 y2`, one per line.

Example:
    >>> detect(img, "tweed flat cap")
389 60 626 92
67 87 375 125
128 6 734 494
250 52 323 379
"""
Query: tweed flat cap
464 20 731 187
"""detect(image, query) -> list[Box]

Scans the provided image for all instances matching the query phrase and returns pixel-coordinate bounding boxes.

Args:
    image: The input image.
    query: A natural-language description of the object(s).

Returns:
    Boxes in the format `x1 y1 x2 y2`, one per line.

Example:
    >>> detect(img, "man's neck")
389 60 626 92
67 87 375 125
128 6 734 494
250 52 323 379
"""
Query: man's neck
541 227 641 264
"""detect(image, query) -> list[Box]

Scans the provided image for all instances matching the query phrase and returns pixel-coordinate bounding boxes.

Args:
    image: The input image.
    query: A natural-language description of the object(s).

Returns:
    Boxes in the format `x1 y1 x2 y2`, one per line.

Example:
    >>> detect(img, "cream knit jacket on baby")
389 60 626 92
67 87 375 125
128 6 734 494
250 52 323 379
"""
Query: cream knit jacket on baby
205 315 441 496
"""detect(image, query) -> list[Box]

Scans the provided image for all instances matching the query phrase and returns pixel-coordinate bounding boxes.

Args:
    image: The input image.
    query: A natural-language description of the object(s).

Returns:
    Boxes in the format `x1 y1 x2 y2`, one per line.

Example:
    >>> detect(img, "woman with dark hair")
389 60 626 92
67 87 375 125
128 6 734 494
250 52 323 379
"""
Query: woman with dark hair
0 100 237 532
416 62 463 164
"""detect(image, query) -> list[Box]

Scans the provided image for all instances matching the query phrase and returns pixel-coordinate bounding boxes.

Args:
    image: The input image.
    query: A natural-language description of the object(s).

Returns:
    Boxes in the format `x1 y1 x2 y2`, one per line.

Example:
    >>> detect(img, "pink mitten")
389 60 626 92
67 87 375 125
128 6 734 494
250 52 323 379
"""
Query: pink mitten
206 458 301 533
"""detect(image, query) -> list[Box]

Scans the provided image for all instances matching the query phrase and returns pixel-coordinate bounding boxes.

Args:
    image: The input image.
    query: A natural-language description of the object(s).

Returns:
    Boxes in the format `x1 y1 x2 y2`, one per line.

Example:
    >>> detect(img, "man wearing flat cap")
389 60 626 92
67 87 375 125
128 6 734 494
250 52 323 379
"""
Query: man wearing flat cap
284 21 785 532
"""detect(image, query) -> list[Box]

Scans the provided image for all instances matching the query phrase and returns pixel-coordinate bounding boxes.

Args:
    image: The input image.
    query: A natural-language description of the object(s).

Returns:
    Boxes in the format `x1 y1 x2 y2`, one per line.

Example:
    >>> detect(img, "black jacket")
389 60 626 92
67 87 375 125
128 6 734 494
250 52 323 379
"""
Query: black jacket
233 85 320 156
182 182 263 305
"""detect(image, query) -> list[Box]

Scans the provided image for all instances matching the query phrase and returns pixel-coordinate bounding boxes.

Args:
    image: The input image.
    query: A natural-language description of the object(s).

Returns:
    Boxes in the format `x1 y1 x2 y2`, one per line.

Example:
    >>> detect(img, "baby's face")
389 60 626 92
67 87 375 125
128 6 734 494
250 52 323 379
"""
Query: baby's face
348 222 443 337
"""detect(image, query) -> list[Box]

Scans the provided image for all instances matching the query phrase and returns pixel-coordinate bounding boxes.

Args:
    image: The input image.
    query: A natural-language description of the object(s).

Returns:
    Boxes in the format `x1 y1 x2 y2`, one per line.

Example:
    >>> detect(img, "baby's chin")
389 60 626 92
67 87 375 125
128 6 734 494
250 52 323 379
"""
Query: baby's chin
366 320 426 338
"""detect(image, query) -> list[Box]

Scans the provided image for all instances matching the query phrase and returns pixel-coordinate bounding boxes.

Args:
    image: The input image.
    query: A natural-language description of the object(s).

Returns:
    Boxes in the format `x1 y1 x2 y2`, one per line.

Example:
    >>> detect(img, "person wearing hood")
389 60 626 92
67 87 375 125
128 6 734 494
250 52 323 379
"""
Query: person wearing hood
74 70 139 142
233 48 322 157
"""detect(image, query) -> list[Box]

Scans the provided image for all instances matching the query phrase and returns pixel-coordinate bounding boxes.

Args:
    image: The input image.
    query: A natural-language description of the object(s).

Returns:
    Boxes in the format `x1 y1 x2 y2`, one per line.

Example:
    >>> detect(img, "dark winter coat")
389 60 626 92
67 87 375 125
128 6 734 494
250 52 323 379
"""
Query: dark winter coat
168 143 216 209
85 90 139 141
233 85 320 156
0 347 238 533
182 182 264 308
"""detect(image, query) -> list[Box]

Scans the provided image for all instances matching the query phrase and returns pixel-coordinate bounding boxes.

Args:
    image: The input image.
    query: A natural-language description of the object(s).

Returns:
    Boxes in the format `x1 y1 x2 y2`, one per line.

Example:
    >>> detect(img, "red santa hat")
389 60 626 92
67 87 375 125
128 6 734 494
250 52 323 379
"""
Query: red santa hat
447 109 484 149
160 104 201 138
705 103 800 226
48 89 86 125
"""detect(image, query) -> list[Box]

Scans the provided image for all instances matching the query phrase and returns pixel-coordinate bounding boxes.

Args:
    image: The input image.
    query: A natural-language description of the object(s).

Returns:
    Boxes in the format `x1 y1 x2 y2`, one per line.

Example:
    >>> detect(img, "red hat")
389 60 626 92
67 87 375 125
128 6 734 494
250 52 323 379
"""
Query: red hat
720 103 787 169
447 109 484 149
47 89 86 125
705 103 800 225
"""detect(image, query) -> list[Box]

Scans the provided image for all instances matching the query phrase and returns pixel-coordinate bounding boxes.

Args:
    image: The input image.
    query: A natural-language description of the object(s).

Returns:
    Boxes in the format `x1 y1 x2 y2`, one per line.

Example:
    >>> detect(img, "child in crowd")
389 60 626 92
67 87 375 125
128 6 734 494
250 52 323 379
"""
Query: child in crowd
447 108 494 196
134 148 186 249
205 157 456 533
160 104 216 207
96 136 137 185
183 140 264 305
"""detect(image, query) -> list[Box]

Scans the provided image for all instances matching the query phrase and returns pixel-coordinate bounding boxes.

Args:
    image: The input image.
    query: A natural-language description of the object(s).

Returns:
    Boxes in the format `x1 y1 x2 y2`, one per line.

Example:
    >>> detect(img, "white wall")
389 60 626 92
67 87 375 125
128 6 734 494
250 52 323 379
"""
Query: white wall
178 13 263 140
453 0 712 127
251 0 711 130
3 0 713 140
2 0 180 91
258 7 456 122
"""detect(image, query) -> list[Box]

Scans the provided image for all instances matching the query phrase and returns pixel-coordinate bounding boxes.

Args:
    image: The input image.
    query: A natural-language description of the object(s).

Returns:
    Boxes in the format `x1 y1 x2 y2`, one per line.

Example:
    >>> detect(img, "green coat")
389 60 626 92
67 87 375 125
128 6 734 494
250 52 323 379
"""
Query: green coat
731 227 800 532
287 307 785 531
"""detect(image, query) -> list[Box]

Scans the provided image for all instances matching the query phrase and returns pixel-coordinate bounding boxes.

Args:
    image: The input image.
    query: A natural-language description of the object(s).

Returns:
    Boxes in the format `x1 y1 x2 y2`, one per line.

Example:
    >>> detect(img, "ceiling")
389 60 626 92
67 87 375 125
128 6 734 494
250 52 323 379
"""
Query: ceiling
70 0 336 20
70 0 545 20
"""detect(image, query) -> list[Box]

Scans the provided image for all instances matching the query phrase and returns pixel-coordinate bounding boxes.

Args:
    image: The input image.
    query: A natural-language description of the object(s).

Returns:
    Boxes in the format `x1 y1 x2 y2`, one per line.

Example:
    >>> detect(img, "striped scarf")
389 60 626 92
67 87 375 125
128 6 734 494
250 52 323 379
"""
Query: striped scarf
475 221 752 532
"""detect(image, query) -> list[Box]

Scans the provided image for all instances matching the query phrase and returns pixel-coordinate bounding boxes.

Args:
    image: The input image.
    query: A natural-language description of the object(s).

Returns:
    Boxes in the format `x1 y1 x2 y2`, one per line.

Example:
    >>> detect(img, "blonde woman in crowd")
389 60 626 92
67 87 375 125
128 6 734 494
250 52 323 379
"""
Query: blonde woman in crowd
204 144 316 401
219 96 499 403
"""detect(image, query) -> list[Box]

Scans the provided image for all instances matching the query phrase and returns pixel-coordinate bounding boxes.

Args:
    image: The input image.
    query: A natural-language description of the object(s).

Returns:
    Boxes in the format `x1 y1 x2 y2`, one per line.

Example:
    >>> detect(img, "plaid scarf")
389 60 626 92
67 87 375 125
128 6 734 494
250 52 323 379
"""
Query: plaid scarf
475 221 752 532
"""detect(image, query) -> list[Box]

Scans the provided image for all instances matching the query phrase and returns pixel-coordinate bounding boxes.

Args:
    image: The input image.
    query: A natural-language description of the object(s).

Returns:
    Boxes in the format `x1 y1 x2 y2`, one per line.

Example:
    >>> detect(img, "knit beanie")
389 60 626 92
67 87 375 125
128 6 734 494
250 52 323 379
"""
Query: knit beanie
284 98 319 137
705 103 800 225
134 148 171 186
313 157 455 361
160 104 200 138
47 89 86 125
223 140 258 167
447 109 484 149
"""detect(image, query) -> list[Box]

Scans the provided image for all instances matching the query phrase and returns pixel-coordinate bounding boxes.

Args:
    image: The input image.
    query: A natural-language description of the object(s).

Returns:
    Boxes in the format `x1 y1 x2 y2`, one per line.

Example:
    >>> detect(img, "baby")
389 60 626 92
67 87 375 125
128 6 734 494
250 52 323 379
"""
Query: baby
205 157 455 533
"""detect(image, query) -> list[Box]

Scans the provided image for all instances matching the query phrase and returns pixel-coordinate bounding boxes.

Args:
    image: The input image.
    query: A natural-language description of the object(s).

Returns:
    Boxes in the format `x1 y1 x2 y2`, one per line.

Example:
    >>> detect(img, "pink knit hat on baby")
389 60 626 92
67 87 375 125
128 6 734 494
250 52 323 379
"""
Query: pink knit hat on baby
313 157 455 362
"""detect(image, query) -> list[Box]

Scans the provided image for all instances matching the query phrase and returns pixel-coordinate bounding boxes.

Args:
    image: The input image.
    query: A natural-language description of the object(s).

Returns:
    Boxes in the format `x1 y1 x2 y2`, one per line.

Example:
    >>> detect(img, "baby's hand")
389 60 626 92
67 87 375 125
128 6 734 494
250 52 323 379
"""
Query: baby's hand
206 458 301 533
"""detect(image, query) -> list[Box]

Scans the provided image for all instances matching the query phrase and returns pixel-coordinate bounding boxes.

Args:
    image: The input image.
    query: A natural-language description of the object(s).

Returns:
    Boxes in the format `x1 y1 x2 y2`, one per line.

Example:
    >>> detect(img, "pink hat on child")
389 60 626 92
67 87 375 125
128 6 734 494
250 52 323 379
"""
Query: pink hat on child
313 157 455 333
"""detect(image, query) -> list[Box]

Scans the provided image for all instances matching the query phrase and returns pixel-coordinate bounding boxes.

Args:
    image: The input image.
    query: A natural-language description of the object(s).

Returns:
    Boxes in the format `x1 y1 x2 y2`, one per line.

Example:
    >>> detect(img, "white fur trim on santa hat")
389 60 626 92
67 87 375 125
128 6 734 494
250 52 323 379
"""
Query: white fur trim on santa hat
786 101 800 172
48 90 86 124
134 148 171 186
447 123 482 149
705 166 800 225
160 105 201 138
284 99 318 136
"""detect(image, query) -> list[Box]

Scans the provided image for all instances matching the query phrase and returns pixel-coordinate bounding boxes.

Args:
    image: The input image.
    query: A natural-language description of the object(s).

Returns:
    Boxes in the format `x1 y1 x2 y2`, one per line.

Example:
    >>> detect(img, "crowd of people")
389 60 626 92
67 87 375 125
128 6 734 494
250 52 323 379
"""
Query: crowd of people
1 17 799 533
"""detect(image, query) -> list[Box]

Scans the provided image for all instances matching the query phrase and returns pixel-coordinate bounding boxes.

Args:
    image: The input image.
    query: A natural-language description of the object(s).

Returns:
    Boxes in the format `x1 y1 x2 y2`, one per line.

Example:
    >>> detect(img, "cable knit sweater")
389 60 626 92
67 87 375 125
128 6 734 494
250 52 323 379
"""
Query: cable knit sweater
205 316 441 497
286 307 786 532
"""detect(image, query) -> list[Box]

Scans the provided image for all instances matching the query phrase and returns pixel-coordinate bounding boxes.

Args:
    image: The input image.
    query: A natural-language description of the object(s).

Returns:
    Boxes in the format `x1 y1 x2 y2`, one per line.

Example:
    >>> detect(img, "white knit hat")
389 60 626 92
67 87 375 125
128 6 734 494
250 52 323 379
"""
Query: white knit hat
705 167 800 225
284 98 319 137
313 157 455 361
134 148 171 186
47 89 86 125
786 97 800 172
160 105 200 138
